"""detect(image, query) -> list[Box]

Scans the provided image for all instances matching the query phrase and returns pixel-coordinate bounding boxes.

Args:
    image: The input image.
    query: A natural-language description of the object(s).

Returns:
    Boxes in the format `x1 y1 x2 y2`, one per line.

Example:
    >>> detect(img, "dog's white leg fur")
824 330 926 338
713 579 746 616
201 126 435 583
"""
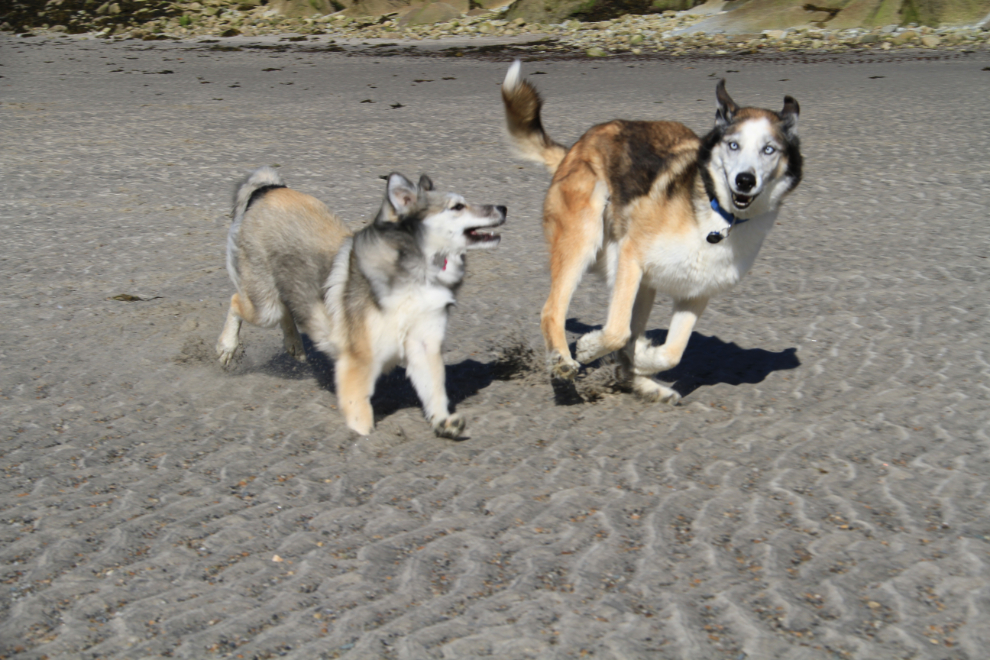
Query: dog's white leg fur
633 297 708 379
613 284 679 401
405 337 465 439
576 239 643 364
633 377 681 404
618 345 681 404
279 310 306 362
303 302 335 358
620 341 681 404
217 293 244 366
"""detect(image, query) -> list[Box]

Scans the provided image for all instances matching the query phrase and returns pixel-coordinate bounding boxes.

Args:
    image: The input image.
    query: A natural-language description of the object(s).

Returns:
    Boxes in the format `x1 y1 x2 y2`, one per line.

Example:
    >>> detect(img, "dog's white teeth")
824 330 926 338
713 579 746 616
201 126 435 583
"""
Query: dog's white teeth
732 193 753 208
465 228 500 244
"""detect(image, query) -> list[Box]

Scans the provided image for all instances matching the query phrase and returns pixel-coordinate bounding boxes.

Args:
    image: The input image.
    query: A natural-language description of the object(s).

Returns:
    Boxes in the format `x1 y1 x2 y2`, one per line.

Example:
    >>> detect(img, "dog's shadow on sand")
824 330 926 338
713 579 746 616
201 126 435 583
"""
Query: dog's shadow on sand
247 323 800 416
252 335 500 419
565 319 800 399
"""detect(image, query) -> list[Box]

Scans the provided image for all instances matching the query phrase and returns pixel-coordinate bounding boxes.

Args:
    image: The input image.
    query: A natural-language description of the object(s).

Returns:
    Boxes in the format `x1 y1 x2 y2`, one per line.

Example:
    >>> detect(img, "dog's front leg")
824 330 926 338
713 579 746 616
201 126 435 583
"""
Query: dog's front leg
633 295 708 377
335 350 377 436
405 337 465 439
576 243 643 364
615 284 677 402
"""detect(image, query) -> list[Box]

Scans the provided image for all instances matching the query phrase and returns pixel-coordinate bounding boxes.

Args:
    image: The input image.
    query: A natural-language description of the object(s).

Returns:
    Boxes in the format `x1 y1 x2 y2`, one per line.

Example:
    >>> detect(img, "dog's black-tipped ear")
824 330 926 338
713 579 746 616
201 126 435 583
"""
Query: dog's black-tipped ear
715 78 738 128
417 174 434 192
386 172 418 217
780 95 800 136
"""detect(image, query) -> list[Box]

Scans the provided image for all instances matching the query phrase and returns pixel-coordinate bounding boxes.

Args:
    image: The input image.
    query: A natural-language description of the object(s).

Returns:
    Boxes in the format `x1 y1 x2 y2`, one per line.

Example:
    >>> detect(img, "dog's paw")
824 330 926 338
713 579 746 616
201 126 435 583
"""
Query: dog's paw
434 413 466 439
632 376 680 405
575 330 605 364
216 342 238 367
547 350 580 381
632 344 676 376
286 341 306 362
347 419 373 436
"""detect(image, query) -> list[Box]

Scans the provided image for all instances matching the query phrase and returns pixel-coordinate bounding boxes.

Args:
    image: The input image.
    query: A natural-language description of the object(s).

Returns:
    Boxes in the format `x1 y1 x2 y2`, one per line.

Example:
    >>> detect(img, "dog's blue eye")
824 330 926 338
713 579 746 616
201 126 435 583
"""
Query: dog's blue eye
728 141 739 151
763 145 776 155
451 203 465 211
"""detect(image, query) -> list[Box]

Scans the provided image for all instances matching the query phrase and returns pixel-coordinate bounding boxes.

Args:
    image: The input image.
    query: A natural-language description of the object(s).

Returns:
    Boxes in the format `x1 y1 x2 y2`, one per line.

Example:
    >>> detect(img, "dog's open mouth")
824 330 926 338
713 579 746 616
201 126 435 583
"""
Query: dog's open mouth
465 227 501 247
732 192 754 209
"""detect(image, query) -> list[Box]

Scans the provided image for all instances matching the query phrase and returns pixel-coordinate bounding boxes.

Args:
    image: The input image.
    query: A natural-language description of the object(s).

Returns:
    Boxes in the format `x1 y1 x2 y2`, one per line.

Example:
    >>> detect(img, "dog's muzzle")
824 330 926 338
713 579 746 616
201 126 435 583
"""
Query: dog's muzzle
464 205 506 248
732 172 756 209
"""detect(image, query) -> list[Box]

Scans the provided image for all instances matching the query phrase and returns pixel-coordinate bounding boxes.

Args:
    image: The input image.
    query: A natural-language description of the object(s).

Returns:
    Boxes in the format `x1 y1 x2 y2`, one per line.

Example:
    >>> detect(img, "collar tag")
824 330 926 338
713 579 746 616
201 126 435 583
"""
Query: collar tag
707 196 752 245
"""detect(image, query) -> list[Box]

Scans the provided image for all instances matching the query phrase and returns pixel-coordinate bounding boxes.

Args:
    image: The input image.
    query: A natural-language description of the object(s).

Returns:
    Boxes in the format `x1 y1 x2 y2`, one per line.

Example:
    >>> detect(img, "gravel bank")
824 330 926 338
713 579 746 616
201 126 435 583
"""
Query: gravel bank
10 4 990 58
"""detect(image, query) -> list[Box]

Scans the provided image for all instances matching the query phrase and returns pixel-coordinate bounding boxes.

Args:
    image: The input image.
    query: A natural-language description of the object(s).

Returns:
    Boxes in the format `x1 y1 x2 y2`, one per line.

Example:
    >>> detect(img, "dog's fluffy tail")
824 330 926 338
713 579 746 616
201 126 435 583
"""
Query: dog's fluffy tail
502 60 567 176
232 166 284 222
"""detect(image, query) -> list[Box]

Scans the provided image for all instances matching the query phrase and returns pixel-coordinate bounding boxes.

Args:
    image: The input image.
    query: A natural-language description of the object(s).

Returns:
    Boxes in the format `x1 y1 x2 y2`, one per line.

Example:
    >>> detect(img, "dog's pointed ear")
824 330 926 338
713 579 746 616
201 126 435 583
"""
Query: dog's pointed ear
780 95 800 137
418 174 434 192
715 79 738 128
386 172 418 216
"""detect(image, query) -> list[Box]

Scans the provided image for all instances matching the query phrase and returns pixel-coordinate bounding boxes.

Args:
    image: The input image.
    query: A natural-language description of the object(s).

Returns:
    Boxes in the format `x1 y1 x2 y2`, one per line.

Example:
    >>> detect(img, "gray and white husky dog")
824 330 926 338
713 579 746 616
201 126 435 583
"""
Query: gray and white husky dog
217 167 506 437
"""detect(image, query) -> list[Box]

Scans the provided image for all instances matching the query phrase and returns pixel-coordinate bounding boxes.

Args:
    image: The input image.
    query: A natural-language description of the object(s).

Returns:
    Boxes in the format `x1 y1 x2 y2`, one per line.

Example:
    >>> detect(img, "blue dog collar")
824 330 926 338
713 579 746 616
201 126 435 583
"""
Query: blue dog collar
706 196 749 244
710 196 749 227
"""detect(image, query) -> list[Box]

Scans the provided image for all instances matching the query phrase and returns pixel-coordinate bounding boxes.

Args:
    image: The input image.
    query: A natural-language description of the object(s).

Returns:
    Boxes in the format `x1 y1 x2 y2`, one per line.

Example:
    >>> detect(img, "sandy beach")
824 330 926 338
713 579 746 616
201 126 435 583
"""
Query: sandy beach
1 34 989 659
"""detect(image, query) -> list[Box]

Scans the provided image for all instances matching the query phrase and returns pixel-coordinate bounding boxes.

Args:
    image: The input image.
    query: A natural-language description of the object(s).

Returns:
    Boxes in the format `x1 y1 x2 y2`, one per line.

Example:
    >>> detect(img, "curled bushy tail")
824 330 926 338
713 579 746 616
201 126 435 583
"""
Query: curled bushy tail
232 166 284 223
226 167 285 292
501 60 567 175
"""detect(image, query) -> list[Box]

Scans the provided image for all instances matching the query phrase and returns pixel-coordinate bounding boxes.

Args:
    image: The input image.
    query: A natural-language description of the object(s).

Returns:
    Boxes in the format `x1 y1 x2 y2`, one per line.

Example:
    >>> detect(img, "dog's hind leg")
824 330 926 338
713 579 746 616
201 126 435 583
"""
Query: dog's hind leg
405 337 465 439
630 296 708 403
541 177 606 381
335 348 377 436
279 309 306 362
217 292 254 366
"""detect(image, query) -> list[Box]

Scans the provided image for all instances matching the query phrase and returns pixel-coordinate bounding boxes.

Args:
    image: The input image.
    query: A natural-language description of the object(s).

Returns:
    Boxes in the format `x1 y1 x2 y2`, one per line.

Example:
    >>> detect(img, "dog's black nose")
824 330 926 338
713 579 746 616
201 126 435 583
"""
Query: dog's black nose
735 172 756 192
496 205 507 217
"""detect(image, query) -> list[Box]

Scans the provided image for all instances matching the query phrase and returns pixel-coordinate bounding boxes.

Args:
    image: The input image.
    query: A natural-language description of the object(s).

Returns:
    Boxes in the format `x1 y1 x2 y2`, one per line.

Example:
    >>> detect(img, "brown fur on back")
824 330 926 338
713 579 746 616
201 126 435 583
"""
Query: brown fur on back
546 120 701 242
245 188 348 256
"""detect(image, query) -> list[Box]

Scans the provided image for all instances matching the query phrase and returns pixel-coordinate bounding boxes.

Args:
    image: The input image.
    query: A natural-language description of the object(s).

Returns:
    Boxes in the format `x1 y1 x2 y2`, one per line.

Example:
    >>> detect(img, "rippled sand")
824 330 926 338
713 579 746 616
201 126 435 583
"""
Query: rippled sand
1 35 989 659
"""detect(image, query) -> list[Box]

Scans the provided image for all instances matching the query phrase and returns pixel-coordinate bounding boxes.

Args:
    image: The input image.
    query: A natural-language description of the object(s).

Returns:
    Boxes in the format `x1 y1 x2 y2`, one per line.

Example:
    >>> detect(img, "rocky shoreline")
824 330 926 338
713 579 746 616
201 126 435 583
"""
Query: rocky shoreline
7 3 990 57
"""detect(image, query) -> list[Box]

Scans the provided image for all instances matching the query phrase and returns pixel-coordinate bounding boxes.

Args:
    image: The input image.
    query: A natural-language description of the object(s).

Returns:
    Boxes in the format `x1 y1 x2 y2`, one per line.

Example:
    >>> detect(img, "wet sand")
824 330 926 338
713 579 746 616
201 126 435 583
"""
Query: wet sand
1 34 989 659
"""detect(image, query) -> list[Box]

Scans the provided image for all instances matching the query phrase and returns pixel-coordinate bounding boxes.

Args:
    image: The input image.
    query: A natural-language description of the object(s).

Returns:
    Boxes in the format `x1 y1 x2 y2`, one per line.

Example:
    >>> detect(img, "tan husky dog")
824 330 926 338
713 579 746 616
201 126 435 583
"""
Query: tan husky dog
501 61 802 404
217 167 506 436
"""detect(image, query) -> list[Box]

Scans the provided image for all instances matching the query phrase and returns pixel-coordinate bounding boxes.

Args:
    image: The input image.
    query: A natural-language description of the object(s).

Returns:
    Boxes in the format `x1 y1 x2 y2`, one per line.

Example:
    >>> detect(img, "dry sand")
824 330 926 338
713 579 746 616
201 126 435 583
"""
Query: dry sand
1 34 989 659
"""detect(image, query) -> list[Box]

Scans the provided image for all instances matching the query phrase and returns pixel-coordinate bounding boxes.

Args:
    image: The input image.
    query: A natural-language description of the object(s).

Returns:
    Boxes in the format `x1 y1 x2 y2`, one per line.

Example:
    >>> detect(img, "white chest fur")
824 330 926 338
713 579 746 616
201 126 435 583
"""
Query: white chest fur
324 239 457 371
370 284 453 370
641 204 778 300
